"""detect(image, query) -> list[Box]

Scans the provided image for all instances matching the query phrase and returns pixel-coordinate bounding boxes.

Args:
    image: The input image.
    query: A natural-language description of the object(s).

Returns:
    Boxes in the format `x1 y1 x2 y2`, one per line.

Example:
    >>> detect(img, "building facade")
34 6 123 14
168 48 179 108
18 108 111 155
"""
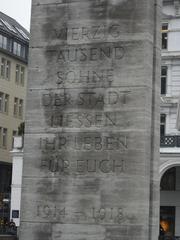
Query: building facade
0 12 29 224
160 0 180 238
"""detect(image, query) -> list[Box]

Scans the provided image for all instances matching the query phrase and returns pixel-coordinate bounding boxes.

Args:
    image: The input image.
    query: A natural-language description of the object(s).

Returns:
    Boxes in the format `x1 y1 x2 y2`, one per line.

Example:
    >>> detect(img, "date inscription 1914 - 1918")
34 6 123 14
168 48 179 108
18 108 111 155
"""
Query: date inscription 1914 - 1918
37 205 124 224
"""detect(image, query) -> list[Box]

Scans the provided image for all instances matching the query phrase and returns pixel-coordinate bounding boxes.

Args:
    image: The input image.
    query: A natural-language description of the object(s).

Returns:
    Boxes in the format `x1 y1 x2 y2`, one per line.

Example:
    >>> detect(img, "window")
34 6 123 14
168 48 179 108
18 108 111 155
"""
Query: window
6 38 12 52
0 35 12 51
20 45 26 59
20 66 25 85
15 64 25 86
0 127 8 148
13 42 21 56
0 35 8 50
13 98 18 116
0 32 27 58
162 23 168 49
4 94 9 113
2 128 7 148
6 60 10 80
0 92 3 112
160 114 166 136
0 92 9 114
13 41 26 59
1 58 5 78
161 66 167 95
12 130 17 148
13 98 24 118
160 167 176 191
15 65 20 83
18 99 23 117
0 58 11 80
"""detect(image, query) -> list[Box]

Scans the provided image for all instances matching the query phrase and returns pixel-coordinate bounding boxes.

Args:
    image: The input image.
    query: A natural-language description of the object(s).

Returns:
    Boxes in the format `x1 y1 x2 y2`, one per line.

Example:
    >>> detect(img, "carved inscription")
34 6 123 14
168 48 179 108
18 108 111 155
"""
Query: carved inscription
46 42 126 87
36 205 124 224
92 207 124 224
38 18 131 229
40 155 125 174
37 205 66 221
53 24 123 41
39 134 128 151
56 69 114 86
47 45 125 63
45 42 126 88
42 90 131 108
49 112 117 128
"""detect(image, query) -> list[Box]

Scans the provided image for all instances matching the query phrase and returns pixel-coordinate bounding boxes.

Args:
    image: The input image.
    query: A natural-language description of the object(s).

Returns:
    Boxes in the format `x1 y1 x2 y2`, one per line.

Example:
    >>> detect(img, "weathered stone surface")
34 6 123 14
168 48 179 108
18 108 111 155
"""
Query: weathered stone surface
20 0 161 239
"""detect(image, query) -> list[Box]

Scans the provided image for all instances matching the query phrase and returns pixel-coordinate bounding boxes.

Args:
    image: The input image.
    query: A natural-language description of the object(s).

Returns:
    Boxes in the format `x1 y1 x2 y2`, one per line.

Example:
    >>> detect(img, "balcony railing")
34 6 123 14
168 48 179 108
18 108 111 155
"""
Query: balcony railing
160 135 180 147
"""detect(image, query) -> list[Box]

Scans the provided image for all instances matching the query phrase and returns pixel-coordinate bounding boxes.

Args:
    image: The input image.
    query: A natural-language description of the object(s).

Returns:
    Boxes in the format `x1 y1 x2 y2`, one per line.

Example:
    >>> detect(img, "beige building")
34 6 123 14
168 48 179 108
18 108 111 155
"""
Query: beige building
0 12 29 222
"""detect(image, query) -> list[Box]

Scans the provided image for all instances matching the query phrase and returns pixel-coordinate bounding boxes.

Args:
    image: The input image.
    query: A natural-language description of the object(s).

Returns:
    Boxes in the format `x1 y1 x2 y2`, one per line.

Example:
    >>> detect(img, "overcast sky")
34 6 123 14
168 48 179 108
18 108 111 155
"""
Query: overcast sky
0 0 32 31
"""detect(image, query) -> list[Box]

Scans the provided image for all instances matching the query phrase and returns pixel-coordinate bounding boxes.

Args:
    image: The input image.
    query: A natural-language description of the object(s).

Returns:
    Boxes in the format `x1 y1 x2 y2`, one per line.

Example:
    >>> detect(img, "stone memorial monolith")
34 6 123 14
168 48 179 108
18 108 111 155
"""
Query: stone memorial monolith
20 0 161 239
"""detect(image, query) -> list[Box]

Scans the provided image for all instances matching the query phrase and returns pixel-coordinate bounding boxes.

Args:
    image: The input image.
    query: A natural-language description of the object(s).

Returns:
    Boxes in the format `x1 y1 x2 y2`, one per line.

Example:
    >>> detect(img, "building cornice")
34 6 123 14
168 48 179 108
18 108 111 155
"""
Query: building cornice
162 51 180 60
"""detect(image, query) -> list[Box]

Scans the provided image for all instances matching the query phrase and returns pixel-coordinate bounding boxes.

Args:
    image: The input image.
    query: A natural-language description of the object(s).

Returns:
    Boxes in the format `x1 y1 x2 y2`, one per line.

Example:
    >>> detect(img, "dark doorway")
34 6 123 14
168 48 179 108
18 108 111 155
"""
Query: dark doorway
0 162 12 232
160 206 175 239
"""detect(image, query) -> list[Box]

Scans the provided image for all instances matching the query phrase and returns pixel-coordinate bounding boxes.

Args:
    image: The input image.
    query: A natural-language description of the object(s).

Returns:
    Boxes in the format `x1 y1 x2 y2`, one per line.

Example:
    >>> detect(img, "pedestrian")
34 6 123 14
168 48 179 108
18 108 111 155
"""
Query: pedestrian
9 219 16 235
